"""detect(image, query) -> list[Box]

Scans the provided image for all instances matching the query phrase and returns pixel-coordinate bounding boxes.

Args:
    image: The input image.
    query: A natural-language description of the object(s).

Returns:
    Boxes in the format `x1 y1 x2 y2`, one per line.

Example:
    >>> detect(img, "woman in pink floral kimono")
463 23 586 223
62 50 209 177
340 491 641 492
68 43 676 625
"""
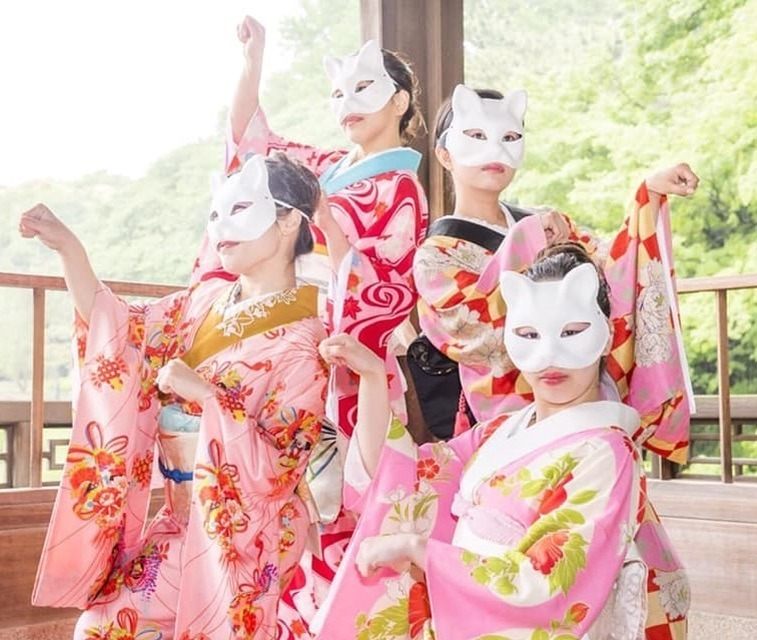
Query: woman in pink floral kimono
315 243 689 640
412 84 699 466
21 154 329 639
190 16 429 637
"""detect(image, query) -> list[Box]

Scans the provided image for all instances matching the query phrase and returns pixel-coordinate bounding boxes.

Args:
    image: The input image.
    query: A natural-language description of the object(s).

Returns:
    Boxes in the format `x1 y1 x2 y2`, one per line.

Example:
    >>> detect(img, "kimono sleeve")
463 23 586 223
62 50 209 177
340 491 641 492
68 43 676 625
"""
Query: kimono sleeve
313 422 487 639
33 283 191 608
415 214 547 370
603 183 693 462
330 173 428 357
194 319 327 506
225 106 346 177
424 429 642 640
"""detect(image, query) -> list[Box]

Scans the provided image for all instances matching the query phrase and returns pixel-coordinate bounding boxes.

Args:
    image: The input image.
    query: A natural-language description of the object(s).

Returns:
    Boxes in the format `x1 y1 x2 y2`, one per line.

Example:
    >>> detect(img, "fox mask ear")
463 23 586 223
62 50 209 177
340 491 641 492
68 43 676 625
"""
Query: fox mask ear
505 89 528 123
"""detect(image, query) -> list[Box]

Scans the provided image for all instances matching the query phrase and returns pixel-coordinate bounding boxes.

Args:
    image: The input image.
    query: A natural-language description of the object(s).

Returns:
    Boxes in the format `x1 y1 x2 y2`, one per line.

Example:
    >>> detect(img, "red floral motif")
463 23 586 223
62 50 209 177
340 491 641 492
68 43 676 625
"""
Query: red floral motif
566 601 590 625
131 450 153 489
290 619 308 637
67 422 129 536
127 312 146 348
90 355 130 391
408 581 432 638
525 530 570 575
537 473 573 516
195 440 249 563
83 606 161 640
347 272 361 293
227 566 276 639
417 457 441 482
342 296 362 320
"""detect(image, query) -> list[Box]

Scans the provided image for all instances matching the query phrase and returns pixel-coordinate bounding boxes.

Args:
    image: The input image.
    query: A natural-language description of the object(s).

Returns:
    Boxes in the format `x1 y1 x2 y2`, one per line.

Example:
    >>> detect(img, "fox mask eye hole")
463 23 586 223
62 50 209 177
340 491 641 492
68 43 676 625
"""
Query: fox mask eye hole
503 131 523 143
355 80 374 93
209 211 219 221
463 128 487 141
514 326 539 339
331 89 344 99
560 322 590 338
230 202 252 216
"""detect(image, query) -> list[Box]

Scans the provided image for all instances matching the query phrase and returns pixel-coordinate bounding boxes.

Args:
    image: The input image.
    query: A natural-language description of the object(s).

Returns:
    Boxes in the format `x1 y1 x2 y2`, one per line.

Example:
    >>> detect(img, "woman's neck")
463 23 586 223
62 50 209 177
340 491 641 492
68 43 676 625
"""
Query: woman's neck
354 130 403 161
237 260 297 300
533 382 602 423
453 188 506 227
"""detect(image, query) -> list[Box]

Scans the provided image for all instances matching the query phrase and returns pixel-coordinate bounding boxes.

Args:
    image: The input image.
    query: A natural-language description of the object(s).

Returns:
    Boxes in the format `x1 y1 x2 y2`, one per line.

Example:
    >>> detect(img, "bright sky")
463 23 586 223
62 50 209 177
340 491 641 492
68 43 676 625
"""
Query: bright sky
0 1 299 186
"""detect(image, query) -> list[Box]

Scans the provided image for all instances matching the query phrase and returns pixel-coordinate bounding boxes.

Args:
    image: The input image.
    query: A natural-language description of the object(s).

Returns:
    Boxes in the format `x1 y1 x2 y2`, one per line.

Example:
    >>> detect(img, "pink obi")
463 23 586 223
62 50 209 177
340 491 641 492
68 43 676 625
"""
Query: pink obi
451 493 527 547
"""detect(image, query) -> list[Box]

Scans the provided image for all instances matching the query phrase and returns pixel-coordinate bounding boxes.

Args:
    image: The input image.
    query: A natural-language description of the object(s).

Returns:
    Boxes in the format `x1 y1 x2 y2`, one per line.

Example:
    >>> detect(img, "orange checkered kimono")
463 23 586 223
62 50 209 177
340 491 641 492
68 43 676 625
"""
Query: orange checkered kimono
414 182 693 464
33 278 328 639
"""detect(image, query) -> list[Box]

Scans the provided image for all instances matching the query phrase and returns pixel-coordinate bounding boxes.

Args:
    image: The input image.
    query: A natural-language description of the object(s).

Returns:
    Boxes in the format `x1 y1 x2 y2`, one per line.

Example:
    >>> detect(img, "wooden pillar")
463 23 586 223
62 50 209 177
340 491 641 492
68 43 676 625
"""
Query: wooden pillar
360 0 464 220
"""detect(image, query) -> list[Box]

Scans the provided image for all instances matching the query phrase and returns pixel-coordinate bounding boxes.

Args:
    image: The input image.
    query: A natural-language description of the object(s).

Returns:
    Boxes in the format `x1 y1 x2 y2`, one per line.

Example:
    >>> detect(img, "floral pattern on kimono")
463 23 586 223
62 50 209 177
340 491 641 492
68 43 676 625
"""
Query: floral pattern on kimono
315 402 689 640
188 107 428 638
34 279 328 640
414 183 691 462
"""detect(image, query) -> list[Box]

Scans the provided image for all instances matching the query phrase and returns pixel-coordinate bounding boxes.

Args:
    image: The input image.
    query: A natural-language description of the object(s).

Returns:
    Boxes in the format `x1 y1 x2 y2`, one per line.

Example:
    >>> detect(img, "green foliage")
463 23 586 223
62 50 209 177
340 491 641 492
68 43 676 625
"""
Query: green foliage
1 0 755 402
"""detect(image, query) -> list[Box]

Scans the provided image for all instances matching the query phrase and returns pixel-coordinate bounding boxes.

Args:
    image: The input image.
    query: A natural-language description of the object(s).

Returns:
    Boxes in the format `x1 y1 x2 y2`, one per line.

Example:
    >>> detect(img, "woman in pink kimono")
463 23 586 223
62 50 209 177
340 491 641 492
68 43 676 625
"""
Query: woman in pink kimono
412 84 699 466
21 154 329 639
191 17 429 636
315 243 689 640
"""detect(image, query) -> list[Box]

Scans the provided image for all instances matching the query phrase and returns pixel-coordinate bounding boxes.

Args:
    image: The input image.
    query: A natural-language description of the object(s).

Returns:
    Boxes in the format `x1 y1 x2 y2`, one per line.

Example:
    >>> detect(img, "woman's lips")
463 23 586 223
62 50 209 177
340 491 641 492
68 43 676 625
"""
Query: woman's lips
341 114 364 127
539 371 568 386
217 241 239 252
481 162 506 173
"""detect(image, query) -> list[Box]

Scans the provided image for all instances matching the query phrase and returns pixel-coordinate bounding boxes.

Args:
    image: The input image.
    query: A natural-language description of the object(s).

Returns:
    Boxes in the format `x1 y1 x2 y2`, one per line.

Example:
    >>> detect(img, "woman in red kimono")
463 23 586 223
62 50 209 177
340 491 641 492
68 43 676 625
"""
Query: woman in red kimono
189 16 429 637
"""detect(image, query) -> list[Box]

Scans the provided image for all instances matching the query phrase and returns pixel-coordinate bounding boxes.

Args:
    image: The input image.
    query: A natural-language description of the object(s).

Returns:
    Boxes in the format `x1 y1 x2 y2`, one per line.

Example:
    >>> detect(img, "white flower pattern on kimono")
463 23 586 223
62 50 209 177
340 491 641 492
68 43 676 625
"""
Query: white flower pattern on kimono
453 324 511 377
214 288 300 337
653 568 691 620
384 576 409 602
416 240 489 279
377 208 416 263
635 259 673 367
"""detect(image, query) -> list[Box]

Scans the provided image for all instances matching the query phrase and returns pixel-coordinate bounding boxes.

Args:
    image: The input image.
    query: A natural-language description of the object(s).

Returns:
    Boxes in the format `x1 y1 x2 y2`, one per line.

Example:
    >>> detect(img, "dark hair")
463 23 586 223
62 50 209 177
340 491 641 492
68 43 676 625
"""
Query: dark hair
265 152 320 258
525 242 611 318
434 88 504 147
382 49 426 145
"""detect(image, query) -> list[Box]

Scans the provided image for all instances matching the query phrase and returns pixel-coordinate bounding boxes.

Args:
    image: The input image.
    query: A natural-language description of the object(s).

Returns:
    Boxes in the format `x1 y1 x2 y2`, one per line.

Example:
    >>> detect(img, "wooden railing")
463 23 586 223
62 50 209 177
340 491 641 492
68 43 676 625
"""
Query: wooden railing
0 270 756 488
675 273 757 483
0 272 181 489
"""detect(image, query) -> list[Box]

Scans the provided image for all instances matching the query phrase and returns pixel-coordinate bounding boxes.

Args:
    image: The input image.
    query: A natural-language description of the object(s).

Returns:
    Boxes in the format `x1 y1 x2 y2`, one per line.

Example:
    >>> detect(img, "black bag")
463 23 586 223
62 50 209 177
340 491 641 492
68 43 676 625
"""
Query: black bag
407 206 531 440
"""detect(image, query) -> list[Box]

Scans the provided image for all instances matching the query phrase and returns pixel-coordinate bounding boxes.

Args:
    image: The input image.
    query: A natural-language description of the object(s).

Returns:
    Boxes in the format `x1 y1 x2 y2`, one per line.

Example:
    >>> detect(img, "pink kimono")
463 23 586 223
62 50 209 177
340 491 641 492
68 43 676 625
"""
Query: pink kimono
192 108 429 636
315 402 689 640
33 278 328 640
414 183 693 463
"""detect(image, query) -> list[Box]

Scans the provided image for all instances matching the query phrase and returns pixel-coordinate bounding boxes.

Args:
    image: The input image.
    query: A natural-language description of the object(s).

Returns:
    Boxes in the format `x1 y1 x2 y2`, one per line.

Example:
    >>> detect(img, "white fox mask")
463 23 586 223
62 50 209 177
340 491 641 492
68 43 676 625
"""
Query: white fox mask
444 84 527 169
207 155 277 251
324 39 396 125
500 263 610 372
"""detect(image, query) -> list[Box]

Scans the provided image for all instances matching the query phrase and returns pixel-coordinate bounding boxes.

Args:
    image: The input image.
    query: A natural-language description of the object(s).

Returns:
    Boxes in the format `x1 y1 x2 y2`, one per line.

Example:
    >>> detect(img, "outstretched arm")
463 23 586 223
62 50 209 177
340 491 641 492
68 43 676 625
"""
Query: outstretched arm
229 15 266 144
645 162 699 223
18 204 98 323
319 333 390 477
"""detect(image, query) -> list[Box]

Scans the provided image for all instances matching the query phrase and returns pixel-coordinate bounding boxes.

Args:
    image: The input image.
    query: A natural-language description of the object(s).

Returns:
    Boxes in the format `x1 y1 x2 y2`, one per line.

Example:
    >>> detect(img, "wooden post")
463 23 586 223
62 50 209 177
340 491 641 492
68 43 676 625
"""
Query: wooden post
30 288 45 487
360 0 464 220
716 290 733 483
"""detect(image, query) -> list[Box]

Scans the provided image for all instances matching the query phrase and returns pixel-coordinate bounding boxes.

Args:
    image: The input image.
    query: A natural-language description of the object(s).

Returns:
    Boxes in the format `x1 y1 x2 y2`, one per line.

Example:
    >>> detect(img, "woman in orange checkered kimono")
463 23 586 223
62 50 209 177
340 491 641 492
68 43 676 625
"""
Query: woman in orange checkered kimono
23 154 329 639
410 85 699 639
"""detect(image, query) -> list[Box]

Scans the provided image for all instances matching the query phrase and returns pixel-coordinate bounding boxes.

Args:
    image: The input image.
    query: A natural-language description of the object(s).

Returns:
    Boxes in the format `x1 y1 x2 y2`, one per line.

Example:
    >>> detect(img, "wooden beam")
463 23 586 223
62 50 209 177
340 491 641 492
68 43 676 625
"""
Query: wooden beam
716 290 733 483
360 0 464 220
29 289 45 488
